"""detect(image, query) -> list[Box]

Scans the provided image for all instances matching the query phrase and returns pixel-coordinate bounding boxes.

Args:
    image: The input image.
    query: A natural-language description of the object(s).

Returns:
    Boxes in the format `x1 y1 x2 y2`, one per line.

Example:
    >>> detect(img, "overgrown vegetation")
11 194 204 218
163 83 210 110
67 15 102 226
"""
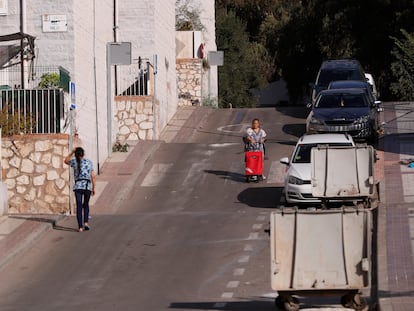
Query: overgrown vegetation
0 104 36 136
216 0 414 105
112 138 129 152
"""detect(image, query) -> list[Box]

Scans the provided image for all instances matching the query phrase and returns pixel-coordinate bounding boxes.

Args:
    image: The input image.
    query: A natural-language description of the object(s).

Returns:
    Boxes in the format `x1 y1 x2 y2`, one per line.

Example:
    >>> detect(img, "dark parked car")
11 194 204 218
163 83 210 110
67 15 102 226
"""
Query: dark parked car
306 88 382 141
328 80 380 105
310 59 367 104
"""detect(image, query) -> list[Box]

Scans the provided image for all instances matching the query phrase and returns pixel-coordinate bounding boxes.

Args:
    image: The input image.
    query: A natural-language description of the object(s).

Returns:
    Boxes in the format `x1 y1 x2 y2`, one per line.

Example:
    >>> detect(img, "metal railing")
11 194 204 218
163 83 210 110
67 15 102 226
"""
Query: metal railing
116 61 151 96
0 89 63 134
0 64 60 90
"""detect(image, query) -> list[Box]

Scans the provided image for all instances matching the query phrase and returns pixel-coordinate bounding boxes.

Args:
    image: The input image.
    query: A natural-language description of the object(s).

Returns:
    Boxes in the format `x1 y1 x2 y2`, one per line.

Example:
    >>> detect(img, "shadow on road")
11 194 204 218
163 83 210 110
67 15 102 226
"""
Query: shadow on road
204 170 246 183
169 300 275 310
237 187 283 208
53 225 79 232
282 123 306 138
275 105 310 119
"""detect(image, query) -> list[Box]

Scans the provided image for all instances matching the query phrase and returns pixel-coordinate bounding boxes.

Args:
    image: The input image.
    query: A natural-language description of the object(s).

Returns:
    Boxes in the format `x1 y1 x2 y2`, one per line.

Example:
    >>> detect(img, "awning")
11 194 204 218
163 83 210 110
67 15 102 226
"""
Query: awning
0 32 36 68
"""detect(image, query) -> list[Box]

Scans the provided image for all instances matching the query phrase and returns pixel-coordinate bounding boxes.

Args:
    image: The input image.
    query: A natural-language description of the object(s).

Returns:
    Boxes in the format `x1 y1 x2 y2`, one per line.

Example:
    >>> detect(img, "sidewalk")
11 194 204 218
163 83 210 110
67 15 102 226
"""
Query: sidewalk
376 102 414 311
0 106 197 271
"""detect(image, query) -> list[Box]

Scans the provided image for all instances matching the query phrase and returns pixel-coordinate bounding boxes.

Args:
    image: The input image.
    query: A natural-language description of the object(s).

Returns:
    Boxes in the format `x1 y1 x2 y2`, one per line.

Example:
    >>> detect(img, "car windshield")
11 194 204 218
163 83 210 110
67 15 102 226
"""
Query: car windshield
292 143 353 163
316 94 368 108
318 69 364 87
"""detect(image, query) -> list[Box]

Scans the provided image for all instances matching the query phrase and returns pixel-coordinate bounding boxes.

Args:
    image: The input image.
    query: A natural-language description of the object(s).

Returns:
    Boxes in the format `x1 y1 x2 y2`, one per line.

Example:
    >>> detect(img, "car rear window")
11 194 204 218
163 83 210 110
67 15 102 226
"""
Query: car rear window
316 94 368 108
318 69 365 87
293 143 353 163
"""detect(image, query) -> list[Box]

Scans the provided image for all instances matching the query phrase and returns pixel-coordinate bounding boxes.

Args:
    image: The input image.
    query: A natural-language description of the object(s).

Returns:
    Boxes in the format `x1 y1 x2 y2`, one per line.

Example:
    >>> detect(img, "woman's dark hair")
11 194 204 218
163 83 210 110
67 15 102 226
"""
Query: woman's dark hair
74 147 85 178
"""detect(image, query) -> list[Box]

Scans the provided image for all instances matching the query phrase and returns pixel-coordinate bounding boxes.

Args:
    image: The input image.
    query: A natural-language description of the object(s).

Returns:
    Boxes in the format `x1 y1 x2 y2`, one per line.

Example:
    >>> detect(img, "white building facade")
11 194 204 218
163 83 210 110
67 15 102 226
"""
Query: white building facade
0 0 179 169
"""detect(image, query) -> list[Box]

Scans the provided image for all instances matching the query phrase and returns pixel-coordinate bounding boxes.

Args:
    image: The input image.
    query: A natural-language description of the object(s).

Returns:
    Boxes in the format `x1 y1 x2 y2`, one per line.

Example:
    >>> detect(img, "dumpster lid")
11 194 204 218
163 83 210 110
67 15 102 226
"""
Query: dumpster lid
311 145 375 199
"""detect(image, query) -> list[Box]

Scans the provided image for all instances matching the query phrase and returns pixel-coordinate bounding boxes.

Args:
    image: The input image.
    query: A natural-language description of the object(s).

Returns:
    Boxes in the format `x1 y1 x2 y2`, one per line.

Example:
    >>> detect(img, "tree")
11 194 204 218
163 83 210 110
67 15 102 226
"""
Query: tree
390 29 414 100
176 0 204 31
216 0 414 103
216 8 273 108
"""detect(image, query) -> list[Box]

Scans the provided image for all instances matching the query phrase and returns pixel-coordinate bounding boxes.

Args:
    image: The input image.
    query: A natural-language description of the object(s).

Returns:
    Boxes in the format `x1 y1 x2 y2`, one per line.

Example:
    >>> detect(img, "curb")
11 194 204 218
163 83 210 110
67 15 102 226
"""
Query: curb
0 215 64 271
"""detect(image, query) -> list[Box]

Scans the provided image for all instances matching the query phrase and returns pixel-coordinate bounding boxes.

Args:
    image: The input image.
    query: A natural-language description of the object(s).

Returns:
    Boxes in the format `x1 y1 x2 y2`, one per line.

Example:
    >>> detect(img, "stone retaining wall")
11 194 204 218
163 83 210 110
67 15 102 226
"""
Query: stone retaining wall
1 134 70 214
114 96 156 142
176 58 203 106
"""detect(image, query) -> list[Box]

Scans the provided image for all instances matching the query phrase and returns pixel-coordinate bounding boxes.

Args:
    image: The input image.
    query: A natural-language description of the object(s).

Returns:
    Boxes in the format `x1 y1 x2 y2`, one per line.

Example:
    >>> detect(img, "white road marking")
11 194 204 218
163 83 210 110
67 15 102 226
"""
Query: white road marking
267 161 286 184
208 143 240 148
221 292 234 299
233 268 245 276
140 163 173 187
261 292 278 298
238 255 250 263
248 232 259 240
182 162 210 186
256 215 266 221
252 223 263 230
227 281 240 288
216 124 249 133
244 244 253 251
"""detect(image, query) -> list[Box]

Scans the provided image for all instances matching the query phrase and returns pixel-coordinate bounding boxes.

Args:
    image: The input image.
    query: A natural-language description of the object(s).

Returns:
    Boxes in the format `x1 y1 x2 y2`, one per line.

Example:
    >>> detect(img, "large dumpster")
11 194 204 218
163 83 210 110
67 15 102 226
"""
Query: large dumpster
311 145 376 202
271 145 376 310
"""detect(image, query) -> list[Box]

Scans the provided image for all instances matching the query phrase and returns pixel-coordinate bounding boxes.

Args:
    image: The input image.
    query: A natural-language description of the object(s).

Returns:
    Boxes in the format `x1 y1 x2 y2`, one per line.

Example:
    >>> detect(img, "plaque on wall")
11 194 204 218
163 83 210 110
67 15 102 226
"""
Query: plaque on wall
42 14 68 32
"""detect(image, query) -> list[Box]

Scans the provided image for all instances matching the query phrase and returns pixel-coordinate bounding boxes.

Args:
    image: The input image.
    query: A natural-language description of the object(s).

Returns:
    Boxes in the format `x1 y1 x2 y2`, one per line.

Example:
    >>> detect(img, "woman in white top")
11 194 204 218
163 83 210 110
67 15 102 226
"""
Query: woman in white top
244 118 267 180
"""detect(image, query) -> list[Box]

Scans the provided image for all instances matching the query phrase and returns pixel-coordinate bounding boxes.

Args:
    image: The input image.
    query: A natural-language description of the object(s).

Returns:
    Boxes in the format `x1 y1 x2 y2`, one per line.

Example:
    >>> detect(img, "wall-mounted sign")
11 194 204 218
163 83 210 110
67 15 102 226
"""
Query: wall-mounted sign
108 42 132 65
208 51 224 66
42 14 68 32
0 0 8 15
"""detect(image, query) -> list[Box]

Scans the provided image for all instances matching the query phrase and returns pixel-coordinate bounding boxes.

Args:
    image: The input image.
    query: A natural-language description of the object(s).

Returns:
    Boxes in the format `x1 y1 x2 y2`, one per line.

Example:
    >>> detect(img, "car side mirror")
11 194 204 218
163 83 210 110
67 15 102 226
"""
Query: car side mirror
280 157 289 165
306 102 313 109
375 100 381 105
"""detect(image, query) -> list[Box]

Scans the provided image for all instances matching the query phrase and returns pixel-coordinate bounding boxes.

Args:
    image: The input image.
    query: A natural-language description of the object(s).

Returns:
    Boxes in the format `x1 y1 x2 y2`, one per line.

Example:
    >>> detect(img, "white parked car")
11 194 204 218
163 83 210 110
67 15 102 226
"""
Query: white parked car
280 133 355 205
364 73 379 99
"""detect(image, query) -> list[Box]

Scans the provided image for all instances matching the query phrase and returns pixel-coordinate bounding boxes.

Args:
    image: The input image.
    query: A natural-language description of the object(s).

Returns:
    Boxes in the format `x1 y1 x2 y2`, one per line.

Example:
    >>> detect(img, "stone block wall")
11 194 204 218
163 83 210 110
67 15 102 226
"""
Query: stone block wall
177 58 203 106
114 96 156 142
1 134 70 214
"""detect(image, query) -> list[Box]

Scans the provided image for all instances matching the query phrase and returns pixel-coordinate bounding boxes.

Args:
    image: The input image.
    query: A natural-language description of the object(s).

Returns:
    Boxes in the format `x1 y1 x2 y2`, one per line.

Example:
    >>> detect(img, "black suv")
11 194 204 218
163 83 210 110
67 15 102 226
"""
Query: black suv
310 59 366 104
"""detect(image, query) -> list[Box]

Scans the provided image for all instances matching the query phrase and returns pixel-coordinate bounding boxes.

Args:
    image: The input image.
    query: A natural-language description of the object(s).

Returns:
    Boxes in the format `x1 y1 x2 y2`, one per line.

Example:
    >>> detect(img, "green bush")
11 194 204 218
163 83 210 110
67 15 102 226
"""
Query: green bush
38 73 60 89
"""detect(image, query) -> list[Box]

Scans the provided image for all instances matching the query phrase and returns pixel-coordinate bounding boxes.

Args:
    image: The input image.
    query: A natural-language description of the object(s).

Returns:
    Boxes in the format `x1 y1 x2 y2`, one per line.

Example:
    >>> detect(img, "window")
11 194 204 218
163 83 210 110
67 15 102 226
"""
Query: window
293 143 353 164
0 0 7 15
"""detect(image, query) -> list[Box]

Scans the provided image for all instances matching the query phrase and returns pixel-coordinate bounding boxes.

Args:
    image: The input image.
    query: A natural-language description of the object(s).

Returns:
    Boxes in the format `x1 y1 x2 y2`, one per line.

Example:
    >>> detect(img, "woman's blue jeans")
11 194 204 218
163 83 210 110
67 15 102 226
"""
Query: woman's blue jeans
74 189 91 229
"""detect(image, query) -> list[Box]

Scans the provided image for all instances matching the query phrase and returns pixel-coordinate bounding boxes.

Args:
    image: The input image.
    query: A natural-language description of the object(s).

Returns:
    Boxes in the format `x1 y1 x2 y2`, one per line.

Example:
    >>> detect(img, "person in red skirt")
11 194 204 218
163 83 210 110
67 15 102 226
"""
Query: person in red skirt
244 118 267 180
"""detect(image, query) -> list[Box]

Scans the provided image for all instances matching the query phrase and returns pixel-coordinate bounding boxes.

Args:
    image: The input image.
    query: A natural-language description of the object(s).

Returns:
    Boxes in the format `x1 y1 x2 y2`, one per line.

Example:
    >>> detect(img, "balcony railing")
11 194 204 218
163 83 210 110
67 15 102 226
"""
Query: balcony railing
0 64 60 90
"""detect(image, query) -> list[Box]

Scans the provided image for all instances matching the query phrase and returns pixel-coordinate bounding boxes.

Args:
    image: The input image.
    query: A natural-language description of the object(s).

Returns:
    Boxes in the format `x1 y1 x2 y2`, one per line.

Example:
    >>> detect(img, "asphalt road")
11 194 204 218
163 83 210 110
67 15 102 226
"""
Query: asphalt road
0 107 354 311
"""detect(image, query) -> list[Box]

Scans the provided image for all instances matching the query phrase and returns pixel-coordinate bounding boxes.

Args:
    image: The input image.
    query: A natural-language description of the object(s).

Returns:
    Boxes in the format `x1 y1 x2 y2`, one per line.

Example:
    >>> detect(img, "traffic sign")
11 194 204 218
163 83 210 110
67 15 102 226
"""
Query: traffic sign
69 81 76 110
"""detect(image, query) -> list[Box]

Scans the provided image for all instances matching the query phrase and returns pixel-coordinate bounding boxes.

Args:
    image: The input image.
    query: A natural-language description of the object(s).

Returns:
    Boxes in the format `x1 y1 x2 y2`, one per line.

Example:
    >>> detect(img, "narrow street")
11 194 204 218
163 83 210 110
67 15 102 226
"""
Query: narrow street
0 107 362 310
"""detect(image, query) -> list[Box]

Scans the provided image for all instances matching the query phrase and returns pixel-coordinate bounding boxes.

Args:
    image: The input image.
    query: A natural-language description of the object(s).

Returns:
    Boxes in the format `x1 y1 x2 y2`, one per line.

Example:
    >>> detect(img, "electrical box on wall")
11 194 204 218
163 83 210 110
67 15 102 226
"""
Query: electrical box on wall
42 14 68 32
